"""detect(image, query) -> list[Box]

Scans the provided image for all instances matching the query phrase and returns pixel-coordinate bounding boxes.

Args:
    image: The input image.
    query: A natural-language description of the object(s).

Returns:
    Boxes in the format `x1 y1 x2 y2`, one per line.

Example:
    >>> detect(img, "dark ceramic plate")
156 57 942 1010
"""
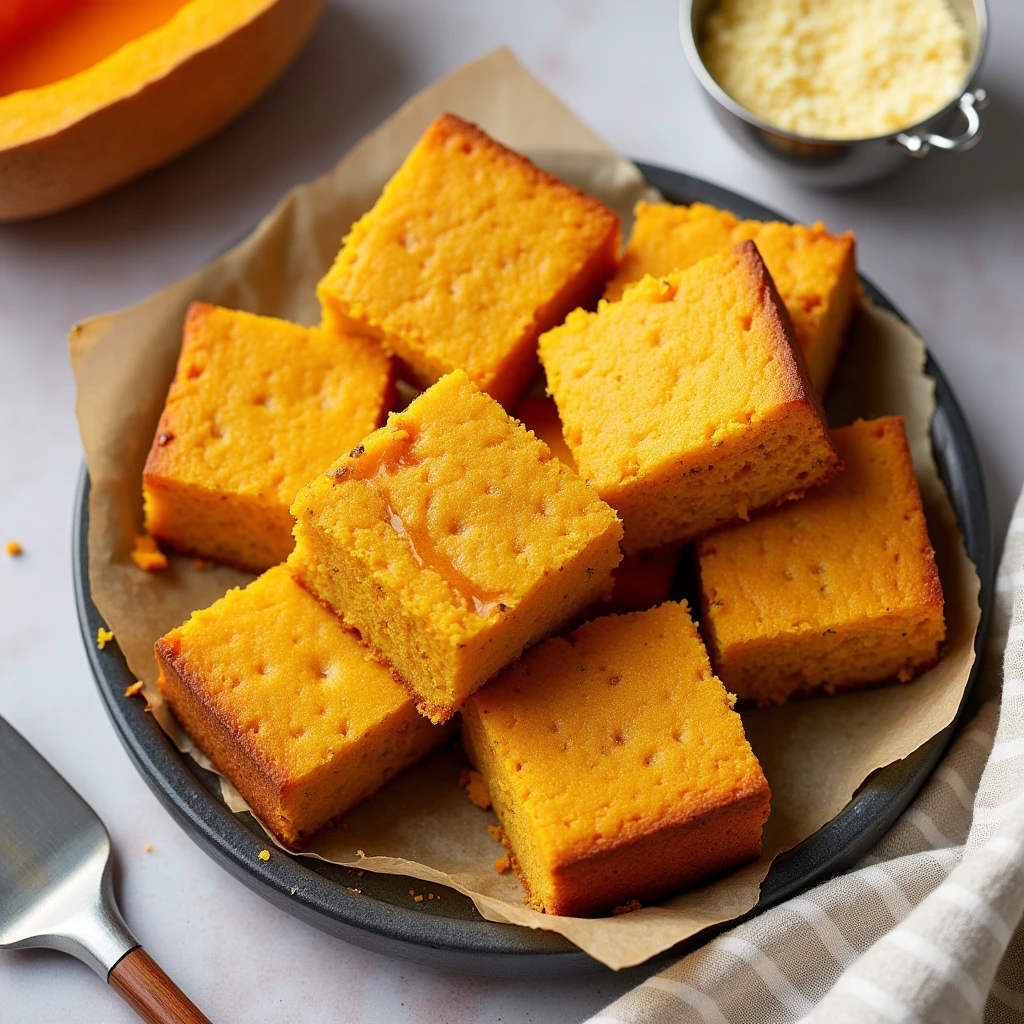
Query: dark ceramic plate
74 164 993 977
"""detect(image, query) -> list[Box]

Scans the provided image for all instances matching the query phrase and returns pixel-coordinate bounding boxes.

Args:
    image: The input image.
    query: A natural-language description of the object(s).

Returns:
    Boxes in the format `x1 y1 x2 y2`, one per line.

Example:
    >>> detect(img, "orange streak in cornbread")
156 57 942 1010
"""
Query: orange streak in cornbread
339 428 505 616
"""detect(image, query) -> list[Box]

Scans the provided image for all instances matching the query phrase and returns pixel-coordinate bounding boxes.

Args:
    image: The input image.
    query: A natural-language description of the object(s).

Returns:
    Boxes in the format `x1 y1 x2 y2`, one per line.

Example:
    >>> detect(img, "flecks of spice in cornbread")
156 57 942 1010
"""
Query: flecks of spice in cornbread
700 0 968 140
697 416 945 706
143 302 393 573
316 113 620 408
605 202 857 394
288 370 623 725
539 242 841 555
515 394 680 613
461 601 770 917
155 566 451 849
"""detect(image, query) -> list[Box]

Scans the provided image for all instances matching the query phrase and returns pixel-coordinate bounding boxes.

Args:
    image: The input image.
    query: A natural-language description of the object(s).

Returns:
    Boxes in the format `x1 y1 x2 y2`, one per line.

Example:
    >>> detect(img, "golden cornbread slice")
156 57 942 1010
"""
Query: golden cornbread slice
605 202 857 393
540 242 841 555
288 370 623 724
155 566 451 848
462 602 770 916
143 302 393 572
317 113 620 408
697 417 945 706
515 394 680 613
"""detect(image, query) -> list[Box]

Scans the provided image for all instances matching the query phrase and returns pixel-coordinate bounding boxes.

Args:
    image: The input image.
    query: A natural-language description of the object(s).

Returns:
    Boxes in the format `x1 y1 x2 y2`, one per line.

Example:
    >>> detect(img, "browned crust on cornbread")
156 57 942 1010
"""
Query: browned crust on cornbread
430 113 619 234
156 634 302 847
142 301 214 487
495 780 770 917
883 416 944 610
544 784 770 917
732 239 838 477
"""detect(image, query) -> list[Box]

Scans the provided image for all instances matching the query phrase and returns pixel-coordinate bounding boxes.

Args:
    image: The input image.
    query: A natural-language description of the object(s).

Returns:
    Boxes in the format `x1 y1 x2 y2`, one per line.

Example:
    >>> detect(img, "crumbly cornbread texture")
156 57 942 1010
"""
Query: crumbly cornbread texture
700 0 968 140
288 370 623 724
514 394 680 612
698 416 945 705
156 566 450 848
316 113 620 408
143 302 393 572
540 242 841 554
462 601 770 916
605 202 857 393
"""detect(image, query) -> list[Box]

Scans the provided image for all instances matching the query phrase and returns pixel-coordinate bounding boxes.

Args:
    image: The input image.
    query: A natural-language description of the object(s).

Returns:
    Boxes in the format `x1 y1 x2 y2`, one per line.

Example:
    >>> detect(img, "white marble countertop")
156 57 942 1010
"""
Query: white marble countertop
2 1 1022 1020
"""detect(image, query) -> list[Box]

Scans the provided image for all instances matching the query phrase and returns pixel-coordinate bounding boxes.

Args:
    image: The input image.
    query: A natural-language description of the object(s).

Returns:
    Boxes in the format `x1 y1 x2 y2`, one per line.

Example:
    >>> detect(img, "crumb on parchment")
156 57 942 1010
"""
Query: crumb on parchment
130 534 168 572
193 558 212 570
493 855 511 874
124 681 144 698
458 768 491 809
5 540 22 556
612 900 642 916
96 627 114 649
144 844 153 853
258 849 270 862
487 824 503 843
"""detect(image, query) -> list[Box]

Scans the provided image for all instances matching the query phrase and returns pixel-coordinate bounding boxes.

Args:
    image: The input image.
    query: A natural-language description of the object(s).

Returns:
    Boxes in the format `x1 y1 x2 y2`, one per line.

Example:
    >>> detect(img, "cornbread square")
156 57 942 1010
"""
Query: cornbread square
143 302 393 572
155 566 451 848
288 370 623 724
462 602 770 916
697 417 945 706
605 202 857 394
515 395 680 612
540 242 841 554
317 113 620 408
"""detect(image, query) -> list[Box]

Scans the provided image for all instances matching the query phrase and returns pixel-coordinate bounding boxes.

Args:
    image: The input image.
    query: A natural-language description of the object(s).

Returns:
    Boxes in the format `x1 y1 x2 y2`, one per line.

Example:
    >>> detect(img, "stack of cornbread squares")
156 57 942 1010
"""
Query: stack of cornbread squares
146 113 945 916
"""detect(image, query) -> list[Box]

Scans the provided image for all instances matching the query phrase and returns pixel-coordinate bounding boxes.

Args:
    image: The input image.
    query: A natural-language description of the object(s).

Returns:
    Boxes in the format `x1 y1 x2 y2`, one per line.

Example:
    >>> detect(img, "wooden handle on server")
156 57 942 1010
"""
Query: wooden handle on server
108 946 213 1024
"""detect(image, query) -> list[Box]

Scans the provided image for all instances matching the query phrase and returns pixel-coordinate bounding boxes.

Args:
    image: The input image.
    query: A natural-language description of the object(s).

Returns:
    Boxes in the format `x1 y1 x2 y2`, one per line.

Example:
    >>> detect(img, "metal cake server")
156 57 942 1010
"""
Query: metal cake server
0 715 211 1023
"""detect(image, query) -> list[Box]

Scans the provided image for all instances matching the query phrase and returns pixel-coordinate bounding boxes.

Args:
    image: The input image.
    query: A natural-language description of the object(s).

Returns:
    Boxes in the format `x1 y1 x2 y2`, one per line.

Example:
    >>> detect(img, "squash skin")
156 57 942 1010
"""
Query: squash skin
0 0 324 221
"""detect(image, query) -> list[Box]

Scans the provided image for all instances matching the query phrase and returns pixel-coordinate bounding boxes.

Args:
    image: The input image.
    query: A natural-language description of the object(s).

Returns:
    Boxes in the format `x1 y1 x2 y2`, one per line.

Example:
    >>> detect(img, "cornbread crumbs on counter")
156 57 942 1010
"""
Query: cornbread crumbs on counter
123 681 144 698
613 900 642 916
459 769 491 810
96 627 114 649
258 849 270 862
700 0 968 140
357 850 366 859
5 540 22 556
130 533 167 572
347 887 361 894
317 113 619 408
289 887 297 896
494 855 511 875
414 894 424 903
487 824 504 843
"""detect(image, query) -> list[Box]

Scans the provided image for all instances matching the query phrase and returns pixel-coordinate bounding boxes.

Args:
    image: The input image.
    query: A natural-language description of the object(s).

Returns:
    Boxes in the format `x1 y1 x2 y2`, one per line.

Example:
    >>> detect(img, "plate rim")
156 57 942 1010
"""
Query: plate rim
73 161 994 977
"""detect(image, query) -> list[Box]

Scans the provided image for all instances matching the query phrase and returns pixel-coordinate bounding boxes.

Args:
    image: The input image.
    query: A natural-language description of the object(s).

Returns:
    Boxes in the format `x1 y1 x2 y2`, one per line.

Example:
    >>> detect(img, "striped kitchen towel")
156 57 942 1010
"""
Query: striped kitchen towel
587 498 1024 1024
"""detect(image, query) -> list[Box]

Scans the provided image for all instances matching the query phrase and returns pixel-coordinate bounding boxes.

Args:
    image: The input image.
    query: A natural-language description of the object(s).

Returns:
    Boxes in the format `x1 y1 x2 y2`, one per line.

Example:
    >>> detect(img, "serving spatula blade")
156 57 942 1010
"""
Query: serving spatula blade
0 716 211 1023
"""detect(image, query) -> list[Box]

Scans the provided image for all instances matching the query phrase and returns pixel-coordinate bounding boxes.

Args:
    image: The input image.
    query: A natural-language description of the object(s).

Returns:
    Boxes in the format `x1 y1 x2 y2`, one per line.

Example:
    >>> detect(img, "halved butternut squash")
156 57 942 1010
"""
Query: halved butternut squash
0 0 324 221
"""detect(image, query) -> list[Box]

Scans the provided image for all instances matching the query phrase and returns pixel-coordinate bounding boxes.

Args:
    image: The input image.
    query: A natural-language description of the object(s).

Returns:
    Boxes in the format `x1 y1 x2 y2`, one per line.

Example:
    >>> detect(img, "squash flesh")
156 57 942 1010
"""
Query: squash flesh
0 0 192 98
0 0 278 147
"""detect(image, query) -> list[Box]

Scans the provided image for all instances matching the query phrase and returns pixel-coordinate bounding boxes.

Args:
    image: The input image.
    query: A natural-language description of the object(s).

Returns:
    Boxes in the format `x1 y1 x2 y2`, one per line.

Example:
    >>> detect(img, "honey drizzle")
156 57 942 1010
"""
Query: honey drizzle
340 425 506 617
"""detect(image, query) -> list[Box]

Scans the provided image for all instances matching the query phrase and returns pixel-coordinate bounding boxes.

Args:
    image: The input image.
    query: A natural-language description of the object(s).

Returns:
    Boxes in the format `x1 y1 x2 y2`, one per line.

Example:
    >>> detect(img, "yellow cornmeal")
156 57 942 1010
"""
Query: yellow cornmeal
701 0 968 140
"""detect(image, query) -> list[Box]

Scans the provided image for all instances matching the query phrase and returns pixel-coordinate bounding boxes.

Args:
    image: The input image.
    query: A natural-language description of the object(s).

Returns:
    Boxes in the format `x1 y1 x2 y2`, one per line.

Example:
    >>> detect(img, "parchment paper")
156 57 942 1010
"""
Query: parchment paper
70 48 980 970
